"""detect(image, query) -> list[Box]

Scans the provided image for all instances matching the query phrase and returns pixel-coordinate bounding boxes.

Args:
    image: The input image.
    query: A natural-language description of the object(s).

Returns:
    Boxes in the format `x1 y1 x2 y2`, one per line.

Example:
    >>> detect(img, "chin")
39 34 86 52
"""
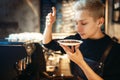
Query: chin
81 36 87 39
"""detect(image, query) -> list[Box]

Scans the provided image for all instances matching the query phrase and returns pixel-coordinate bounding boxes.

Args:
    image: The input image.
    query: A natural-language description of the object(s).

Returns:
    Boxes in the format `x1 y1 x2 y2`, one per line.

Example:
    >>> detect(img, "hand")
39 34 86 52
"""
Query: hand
60 44 84 65
46 7 56 26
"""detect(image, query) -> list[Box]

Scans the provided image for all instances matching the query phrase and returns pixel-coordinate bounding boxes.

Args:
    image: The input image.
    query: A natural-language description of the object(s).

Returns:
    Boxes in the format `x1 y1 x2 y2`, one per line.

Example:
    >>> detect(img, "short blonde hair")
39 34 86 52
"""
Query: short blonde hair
74 0 105 20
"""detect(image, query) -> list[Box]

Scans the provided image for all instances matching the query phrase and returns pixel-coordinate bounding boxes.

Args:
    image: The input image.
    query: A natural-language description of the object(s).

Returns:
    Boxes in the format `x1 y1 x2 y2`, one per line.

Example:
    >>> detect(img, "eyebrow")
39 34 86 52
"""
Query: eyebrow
74 19 87 22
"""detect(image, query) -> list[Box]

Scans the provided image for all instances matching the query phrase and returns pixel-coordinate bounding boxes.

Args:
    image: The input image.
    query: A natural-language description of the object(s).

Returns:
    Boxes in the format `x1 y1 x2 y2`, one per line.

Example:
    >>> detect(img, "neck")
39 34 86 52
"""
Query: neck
90 31 105 40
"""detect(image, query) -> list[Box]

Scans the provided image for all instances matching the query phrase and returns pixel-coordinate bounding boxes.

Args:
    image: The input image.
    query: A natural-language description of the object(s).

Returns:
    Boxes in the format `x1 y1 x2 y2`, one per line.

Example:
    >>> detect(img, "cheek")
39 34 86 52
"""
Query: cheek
86 26 98 36
75 25 84 32
84 24 97 34
87 23 98 31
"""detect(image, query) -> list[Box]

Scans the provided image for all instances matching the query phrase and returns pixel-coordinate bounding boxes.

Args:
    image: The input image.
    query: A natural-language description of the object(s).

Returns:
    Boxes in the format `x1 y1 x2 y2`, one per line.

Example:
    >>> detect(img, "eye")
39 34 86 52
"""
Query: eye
81 22 87 25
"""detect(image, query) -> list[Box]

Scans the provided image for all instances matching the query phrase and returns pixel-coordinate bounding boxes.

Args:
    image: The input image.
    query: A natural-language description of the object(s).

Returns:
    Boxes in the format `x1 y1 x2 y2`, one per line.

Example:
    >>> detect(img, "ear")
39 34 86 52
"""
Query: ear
97 17 104 27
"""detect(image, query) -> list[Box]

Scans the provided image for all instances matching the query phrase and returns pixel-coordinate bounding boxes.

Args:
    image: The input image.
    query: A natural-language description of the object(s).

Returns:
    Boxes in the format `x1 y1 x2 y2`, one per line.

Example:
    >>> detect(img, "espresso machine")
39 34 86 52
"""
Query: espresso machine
0 41 46 80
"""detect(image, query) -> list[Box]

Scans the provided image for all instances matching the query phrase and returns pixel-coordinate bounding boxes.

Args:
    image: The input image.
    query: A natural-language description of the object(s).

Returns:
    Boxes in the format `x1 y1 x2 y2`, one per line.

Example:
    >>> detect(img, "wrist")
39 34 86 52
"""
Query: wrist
77 59 86 67
45 24 53 29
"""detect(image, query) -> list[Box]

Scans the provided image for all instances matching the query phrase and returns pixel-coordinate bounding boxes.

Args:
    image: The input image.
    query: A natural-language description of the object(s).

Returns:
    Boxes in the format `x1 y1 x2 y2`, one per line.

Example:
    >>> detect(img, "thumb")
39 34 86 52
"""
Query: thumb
75 44 80 50
52 7 56 16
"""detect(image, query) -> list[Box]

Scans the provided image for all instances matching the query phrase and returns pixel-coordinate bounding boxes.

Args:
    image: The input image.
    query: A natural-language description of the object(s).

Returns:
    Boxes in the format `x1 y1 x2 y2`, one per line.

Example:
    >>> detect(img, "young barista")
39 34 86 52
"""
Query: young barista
43 0 120 80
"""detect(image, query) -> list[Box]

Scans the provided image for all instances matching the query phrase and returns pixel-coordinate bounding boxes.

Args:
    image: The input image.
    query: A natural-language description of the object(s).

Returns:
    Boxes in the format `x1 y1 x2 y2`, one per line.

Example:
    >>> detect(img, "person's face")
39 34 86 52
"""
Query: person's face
74 10 103 39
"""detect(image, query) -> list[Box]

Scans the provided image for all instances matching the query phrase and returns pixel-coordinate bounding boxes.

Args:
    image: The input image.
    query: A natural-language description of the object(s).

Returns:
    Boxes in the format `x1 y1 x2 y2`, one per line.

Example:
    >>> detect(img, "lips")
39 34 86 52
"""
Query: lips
78 32 85 36
81 33 85 36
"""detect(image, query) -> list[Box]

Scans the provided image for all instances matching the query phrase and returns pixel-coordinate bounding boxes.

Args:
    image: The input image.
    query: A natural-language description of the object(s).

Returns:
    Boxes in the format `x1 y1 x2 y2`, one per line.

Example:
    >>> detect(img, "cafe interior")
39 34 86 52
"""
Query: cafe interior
0 0 120 80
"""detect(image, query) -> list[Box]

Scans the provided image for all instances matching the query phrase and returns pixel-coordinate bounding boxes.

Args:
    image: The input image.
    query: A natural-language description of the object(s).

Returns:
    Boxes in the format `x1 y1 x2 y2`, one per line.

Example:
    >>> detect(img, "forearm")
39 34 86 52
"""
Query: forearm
78 60 103 80
43 25 53 44
43 7 56 44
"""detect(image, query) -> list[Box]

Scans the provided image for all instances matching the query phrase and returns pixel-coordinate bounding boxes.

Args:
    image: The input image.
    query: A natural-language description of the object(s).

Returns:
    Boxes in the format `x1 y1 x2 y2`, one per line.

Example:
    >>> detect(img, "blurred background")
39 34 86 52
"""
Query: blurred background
0 0 119 41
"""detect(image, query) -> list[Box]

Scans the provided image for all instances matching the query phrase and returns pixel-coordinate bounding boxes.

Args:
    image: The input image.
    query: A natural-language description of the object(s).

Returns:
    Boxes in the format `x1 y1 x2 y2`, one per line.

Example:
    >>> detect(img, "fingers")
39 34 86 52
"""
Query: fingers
60 44 73 53
46 13 52 19
60 44 69 52
75 44 80 50
71 46 75 53
52 7 56 16
45 7 56 25
46 13 52 23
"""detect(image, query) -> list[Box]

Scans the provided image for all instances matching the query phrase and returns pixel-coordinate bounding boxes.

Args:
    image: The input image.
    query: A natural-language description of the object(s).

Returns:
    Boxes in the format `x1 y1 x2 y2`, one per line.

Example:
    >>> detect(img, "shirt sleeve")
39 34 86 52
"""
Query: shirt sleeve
43 33 81 53
43 39 64 52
